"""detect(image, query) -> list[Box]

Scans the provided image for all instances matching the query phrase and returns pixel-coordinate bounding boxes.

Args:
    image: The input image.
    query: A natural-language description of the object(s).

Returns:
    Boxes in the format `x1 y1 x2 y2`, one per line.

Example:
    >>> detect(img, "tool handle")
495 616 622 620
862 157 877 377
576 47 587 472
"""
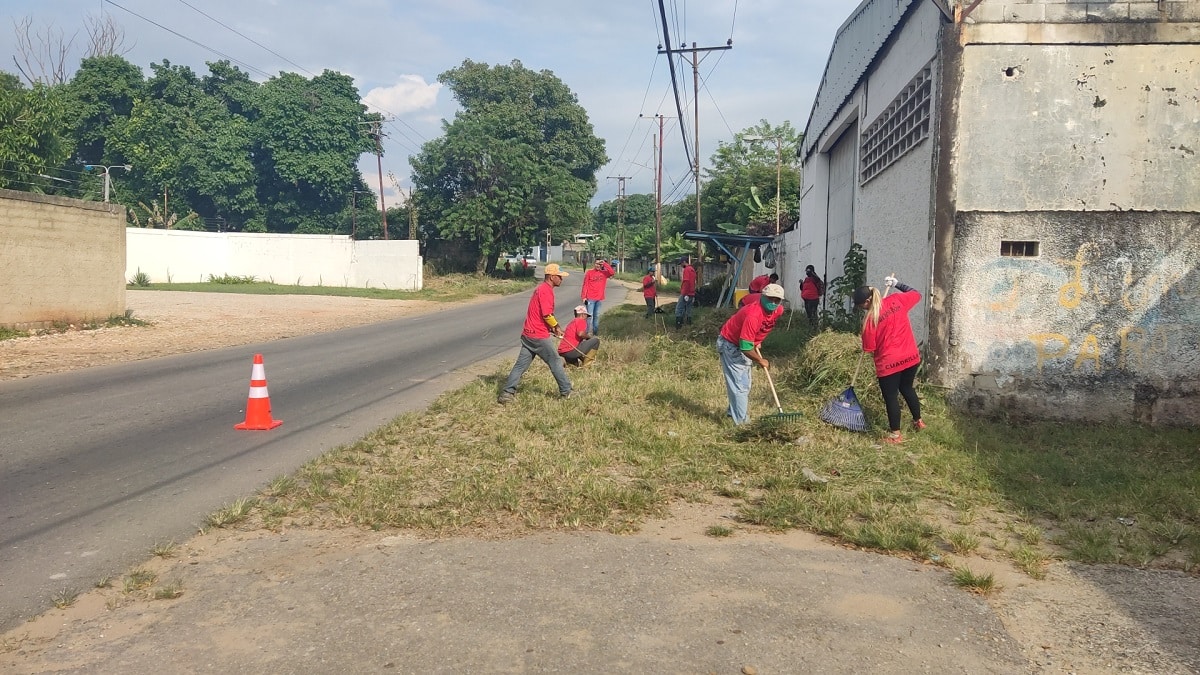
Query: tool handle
755 347 785 413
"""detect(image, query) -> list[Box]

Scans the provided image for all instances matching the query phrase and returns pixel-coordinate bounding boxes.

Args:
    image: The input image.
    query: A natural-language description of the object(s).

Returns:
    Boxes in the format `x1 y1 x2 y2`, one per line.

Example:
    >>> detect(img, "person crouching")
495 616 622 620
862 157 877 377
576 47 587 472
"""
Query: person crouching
559 305 600 367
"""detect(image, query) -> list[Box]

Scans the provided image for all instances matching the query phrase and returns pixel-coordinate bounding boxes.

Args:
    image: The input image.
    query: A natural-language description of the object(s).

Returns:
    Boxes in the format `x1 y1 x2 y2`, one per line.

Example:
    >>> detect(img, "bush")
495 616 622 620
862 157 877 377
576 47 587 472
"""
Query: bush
129 269 152 287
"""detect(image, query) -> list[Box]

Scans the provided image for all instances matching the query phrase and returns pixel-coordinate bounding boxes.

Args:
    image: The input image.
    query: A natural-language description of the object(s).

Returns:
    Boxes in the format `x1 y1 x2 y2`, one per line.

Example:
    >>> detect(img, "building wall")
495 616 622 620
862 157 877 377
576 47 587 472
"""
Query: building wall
942 29 1200 423
126 229 423 290
0 190 126 328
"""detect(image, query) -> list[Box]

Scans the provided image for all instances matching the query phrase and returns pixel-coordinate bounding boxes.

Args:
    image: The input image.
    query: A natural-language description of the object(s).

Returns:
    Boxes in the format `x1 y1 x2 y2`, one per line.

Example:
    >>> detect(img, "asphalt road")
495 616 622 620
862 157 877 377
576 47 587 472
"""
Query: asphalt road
0 273 591 630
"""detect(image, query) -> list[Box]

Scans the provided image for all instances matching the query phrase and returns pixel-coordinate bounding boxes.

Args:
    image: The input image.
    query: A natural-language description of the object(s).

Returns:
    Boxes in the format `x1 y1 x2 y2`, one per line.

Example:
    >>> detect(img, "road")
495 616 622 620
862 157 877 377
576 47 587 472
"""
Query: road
0 273 591 630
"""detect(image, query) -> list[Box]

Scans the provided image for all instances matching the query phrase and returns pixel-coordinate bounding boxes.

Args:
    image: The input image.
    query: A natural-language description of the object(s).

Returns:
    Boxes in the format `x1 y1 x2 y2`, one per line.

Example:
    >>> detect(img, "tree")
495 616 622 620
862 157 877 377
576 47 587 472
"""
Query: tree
64 55 144 166
701 120 802 234
412 59 607 274
0 76 71 190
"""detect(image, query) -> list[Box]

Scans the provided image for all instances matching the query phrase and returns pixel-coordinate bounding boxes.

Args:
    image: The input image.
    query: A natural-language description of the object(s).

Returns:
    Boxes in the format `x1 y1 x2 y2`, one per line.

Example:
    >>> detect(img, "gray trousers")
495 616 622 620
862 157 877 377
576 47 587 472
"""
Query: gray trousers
502 334 572 396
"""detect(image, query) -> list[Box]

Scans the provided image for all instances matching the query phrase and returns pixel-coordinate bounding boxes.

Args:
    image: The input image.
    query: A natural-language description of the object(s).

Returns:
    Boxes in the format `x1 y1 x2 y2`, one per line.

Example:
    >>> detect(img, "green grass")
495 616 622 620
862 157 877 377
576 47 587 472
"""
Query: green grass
0 310 147 341
952 566 997 594
233 299 1199 577
128 272 538 302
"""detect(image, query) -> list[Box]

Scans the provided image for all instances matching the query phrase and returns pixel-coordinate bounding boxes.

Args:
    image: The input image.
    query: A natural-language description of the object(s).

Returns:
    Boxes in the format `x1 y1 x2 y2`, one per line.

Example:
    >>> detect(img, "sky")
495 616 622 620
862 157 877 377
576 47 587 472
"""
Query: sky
3 0 863 211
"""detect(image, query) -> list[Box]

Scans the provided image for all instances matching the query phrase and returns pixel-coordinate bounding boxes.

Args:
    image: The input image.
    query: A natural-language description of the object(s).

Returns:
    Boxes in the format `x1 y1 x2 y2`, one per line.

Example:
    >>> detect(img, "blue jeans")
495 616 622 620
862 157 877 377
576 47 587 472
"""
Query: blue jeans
502 334 572 397
674 295 694 326
717 336 752 425
584 299 602 335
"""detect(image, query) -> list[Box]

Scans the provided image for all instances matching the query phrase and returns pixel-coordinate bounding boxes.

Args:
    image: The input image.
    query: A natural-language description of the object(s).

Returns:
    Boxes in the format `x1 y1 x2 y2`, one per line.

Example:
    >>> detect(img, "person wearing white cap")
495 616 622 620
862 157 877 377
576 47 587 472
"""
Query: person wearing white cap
715 283 786 425
498 263 574 403
558 305 600 367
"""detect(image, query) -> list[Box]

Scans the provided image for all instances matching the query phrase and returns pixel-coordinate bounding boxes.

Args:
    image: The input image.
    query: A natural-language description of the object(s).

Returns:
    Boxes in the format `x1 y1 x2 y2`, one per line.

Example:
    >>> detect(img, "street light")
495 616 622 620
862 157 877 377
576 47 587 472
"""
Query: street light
744 136 782 235
84 164 132 203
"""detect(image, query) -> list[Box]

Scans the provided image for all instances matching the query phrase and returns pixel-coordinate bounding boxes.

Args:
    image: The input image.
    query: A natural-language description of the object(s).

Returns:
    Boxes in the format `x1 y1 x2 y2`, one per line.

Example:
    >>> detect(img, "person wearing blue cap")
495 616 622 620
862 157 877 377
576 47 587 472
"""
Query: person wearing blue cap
642 266 658 318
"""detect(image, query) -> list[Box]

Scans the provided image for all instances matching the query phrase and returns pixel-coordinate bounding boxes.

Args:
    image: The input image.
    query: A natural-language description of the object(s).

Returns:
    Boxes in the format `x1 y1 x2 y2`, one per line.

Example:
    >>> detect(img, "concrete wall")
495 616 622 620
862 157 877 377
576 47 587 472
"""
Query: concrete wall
946 211 1200 424
126 229 423 290
966 0 1200 24
0 190 126 328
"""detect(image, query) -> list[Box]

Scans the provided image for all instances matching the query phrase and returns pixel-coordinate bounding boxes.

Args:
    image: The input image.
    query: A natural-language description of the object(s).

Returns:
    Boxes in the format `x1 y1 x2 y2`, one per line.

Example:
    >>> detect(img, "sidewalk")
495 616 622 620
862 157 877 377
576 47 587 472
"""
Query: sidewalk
0 502 1026 673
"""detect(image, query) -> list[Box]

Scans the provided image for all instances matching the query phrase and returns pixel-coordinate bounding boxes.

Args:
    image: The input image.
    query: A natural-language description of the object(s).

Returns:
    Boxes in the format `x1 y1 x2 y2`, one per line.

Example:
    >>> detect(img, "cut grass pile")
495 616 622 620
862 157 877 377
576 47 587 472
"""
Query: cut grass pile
235 301 1200 576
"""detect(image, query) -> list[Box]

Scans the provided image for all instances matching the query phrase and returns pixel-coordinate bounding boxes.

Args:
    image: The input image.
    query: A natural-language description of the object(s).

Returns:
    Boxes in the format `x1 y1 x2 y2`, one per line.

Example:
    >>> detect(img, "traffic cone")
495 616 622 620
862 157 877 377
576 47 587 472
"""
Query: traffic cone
234 353 282 430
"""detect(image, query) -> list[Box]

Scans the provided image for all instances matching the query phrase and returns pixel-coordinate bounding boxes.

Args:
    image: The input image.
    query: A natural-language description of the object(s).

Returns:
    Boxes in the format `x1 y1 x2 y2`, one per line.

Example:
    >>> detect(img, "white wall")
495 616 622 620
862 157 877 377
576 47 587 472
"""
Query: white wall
126 229 422 290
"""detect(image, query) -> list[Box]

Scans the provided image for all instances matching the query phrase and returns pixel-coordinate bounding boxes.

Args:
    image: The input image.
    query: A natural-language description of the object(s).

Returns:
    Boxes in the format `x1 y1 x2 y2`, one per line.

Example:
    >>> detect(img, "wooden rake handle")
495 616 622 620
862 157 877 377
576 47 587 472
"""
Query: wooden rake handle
755 346 785 414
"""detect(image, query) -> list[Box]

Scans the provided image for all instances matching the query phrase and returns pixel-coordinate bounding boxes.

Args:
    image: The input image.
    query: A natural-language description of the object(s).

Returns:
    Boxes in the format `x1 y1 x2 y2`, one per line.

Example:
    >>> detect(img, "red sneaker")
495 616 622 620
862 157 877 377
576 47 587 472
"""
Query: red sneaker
913 419 927 432
883 431 904 444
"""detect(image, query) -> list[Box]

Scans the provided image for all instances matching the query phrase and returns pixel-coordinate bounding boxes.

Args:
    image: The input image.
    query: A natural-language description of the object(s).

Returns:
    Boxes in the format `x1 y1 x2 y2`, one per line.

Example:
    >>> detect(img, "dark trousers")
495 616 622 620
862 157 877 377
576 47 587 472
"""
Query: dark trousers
645 297 656 317
877 363 921 432
561 337 600 365
804 299 819 324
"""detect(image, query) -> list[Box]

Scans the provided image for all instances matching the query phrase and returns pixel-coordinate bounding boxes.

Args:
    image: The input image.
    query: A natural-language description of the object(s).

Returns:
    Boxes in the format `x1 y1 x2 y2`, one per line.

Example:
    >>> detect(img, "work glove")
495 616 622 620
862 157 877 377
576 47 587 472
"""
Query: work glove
884 275 898 288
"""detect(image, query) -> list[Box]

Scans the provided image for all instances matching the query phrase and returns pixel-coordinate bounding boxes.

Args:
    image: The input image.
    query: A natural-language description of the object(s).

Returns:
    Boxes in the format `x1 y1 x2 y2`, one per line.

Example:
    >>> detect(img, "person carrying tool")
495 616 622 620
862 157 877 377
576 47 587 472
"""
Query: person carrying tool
498 263 574 403
801 265 824 325
675 257 697 329
580 258 615 335
716 283 786 425
853 276 924 443
559 305 600 367
642 266 658 318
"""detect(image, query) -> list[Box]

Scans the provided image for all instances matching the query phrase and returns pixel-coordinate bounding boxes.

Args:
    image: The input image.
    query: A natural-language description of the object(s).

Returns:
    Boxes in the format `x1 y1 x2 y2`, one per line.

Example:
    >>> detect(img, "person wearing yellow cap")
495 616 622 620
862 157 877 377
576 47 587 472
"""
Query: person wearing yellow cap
498 263 574 403
716 283 785 425
558 305 600 367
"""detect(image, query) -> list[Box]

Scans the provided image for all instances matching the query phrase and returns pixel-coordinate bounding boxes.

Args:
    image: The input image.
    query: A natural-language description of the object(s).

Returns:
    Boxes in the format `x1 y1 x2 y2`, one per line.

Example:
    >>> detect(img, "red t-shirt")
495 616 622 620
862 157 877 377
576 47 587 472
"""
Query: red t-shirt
557 316 589 354
739 292 759 308
522 281 557 339
680 265 697 296
861 289 922 377
748 275 770 293
581 261 615 301
801 276 822 300
720 300 783 350
642 274 657 298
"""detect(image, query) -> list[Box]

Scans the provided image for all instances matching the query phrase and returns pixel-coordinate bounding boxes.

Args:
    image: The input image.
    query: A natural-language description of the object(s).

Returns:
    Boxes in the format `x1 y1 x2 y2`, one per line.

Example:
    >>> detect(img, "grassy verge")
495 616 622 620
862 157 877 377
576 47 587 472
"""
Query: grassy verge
0 312 148 342
128 272 539 302
239 300 1200 577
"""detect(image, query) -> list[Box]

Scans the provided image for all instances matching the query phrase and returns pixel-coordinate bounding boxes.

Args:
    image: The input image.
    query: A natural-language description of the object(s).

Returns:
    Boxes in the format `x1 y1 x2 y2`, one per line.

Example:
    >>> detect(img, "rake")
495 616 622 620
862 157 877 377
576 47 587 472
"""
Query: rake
818 278 893 432
757 347 803 423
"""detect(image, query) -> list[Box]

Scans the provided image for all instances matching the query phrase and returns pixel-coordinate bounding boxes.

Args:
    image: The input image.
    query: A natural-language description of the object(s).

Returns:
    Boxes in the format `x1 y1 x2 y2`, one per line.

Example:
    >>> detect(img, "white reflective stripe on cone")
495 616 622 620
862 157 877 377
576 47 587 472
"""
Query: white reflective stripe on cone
251 363 267 380
248 386 270 398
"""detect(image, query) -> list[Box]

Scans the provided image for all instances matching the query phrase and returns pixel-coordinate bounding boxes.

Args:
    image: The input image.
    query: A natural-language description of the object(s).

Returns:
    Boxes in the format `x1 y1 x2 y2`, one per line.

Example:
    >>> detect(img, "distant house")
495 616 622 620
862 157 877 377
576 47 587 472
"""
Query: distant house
787 0 1200 424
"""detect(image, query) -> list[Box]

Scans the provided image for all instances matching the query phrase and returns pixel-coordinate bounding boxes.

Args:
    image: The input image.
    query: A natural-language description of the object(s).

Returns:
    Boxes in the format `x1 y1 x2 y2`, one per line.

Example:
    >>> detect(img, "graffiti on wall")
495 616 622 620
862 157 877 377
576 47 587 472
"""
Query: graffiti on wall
975 242 1200 377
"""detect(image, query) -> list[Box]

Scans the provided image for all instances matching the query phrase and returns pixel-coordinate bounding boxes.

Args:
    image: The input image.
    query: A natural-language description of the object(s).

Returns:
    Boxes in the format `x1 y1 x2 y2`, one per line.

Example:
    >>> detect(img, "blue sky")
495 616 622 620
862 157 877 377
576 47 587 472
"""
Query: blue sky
4 0 862 208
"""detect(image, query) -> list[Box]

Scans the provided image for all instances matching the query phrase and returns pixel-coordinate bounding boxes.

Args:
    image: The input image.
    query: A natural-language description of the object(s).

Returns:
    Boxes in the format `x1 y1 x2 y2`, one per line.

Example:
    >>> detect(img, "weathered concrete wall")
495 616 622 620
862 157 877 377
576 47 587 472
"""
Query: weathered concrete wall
955 43 1200 213
0 190 126 328
126 229 423 290
945 211 1200 424
966 0 1200 24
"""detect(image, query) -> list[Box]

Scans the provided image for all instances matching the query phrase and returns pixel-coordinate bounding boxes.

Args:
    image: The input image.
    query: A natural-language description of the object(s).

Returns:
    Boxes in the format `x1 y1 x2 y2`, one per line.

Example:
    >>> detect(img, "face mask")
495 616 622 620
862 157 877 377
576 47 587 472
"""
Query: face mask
760 296 780 312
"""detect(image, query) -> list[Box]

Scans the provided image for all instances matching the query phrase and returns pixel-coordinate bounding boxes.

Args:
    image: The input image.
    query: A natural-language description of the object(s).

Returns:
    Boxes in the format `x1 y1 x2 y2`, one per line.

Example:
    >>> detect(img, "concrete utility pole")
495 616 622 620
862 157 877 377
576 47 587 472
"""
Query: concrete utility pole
746 135 784 235
361 120 389 239
606 175 632 270
84 164 131 203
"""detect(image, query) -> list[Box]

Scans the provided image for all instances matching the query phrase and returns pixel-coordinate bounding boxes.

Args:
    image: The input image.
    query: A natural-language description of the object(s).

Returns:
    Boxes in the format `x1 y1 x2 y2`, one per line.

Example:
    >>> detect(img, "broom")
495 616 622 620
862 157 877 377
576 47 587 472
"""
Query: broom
818 278 893 432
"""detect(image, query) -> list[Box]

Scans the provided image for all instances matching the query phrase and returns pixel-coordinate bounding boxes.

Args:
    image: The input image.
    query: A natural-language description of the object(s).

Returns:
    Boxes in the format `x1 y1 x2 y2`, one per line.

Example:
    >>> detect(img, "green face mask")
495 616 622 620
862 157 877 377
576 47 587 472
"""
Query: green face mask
760 296 780 312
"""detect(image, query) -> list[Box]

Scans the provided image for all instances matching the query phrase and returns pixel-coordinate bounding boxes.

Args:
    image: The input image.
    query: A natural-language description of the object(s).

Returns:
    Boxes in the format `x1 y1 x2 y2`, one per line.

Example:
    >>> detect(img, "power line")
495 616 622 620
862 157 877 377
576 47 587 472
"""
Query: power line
174 0 317 77
655 0 693 168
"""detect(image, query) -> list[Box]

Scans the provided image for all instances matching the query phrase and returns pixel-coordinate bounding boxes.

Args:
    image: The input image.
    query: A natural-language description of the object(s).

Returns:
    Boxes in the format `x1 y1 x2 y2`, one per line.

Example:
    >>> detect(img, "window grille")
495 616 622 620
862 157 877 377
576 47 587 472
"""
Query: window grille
1000 240 1040 257
859 65 932 184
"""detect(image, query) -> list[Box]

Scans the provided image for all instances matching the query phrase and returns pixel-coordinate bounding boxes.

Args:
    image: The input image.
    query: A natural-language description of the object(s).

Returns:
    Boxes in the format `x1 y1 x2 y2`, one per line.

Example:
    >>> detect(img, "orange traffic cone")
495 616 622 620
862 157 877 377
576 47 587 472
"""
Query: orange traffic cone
234 353 283 430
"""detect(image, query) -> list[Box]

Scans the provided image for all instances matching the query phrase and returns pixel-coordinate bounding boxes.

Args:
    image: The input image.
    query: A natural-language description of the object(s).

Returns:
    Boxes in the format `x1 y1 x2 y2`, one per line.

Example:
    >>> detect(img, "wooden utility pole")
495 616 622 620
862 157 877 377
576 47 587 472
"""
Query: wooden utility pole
655 120 663 277
373 122 388 240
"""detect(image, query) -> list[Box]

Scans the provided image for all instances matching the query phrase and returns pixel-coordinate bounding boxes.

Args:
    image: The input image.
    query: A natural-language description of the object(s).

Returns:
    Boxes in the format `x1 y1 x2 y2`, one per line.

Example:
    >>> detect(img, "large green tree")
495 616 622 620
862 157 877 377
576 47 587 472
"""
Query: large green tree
412 59 607 274
0 74 71 190
63 55 144 167
701 120 802 235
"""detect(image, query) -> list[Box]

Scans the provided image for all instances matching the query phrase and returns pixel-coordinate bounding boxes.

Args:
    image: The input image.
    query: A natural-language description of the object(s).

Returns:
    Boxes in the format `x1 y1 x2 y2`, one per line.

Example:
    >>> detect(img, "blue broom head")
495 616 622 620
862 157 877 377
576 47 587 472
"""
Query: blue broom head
819 386 869 432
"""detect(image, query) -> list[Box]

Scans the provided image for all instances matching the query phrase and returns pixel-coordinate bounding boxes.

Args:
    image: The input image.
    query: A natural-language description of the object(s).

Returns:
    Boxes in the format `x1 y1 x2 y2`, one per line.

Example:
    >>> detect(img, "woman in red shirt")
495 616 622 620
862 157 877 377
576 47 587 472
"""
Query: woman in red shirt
854 277 924 443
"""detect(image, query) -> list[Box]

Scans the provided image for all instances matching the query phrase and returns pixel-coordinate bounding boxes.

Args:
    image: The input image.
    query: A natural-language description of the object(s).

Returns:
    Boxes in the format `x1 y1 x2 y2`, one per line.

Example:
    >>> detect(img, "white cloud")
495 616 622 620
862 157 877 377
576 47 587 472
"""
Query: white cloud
363 76 442 116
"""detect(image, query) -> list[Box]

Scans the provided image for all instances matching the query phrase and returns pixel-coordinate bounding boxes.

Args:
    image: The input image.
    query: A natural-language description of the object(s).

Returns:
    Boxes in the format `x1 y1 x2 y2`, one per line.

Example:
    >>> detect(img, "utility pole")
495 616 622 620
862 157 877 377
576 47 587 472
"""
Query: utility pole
655 122 663 278
361 120 389 239
408 190 418 241
606 175 631 270
84 164 131 203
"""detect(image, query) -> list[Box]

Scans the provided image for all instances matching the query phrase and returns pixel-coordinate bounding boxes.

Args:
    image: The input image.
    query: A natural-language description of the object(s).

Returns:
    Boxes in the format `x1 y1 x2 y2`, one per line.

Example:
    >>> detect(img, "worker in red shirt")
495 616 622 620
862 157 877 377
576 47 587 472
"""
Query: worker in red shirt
498 263 574 403
642 266 658 318
800 264 824 325
740 273 779 307
716 283 786 425
674 257 697 329
854 276 924 443
580 258 615 335
558 305 600 367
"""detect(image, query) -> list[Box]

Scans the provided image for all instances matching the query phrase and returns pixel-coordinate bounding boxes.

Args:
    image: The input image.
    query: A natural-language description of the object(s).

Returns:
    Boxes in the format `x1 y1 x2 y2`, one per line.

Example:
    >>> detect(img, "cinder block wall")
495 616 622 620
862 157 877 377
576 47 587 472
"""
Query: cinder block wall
966 0 1200 23
0 190 126 328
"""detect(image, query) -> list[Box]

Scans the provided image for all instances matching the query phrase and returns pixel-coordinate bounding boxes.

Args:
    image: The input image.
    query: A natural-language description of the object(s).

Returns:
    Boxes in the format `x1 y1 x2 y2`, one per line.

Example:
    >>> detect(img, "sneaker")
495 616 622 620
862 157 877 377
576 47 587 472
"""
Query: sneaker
497 392 515 405
561 390 579 399
913 419 927 432
883 431 904 444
